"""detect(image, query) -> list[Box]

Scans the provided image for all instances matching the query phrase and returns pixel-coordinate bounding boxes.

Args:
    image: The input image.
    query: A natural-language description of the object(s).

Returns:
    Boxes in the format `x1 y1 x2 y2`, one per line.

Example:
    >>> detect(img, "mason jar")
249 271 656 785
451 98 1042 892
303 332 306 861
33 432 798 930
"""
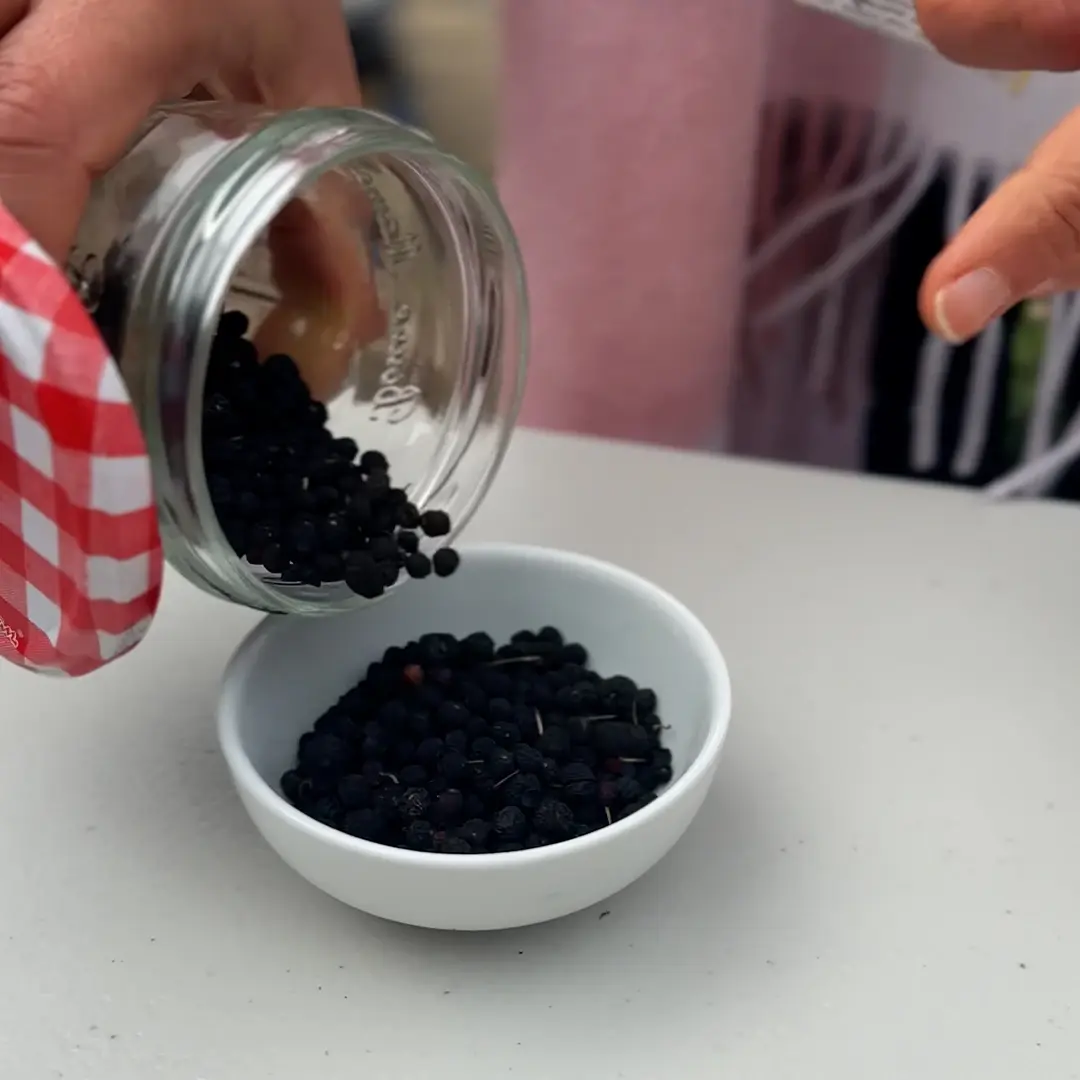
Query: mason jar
66 101 528 615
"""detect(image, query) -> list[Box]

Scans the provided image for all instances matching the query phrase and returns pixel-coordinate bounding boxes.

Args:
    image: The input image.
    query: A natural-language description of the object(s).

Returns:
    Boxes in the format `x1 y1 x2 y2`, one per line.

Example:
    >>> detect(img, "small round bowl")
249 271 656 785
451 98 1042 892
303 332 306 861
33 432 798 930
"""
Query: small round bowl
217 543 732 931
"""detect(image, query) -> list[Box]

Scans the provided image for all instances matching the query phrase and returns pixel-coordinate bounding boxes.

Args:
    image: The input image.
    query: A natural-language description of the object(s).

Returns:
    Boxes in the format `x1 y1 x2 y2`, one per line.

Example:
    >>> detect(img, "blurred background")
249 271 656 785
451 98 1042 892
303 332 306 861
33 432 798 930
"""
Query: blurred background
346 0 497 175
344 0 1080 503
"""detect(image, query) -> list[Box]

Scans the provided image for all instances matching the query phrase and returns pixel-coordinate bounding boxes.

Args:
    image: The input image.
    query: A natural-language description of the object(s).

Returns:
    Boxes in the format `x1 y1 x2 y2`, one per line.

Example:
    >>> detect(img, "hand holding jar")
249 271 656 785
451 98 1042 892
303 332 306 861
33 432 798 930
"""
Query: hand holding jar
0 0 382 397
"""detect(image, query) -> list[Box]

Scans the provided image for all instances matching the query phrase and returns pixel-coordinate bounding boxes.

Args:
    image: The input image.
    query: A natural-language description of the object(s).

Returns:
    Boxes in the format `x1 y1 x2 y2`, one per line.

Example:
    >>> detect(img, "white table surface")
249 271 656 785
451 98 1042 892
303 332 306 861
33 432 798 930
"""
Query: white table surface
3 429 1080 1079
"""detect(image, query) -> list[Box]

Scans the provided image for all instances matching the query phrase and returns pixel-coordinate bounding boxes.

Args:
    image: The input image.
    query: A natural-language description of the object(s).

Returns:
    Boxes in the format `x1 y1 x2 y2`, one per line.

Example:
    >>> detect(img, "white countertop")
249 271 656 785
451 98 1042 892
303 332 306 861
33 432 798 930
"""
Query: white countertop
3 429 1080 1079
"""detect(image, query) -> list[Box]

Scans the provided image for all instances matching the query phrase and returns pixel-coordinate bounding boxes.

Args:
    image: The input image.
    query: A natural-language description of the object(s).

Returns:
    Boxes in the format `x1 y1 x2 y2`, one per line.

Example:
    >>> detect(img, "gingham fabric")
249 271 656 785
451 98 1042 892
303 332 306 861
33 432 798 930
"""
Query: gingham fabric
0 205 162 677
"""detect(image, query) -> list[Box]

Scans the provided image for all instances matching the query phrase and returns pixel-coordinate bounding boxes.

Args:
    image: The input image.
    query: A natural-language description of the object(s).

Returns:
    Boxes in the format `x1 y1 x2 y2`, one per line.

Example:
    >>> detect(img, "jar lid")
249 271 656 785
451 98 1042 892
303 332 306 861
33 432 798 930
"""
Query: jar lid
0 204 162 676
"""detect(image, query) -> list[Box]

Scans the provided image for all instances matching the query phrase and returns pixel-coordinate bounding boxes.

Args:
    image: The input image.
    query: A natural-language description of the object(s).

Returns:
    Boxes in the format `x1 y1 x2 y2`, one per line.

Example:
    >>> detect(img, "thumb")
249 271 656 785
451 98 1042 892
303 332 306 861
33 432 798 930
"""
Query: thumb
920 106 1080 343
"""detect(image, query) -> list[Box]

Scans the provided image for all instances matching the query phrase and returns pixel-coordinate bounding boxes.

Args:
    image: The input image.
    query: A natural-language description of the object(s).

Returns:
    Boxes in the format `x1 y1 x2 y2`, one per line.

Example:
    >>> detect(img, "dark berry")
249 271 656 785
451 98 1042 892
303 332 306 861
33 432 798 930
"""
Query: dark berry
314 552 345 582
439 837 474 855
398 763 428 787
396 502 421 529
369 535 398 562
504 773 543 811
534 798 574 839
471 736 497 760
554 684 588 712
437 700 470 730
462 632 496 663
298 734 351 778
344 494 372 527
359 449 388 473
404 552 431 579
419 633 458 666
343 808 386 841
493 805 528 842
618 792 659 820
491 721 521 747
487 698 514 724
459 818 493 849
569 745 598 769
432 548 460 577
432 788 464 824
364 469 391 496
465 714 489 739
419 509 451 537
337 775 371 809
415 737 444 765
438 749 469 782
514 744 545 774
592 721 652 760
561 643 588 665
286 515 318 555
306 795 342 826
635 688 658 715
345 564 384 600
479 669 513 698
280 769 304 803
537 726 571 761
218 309 249 337
397 530 420 554
444 729 469 754
559 762 595 786
372 785 404 819
404 820 435 851
400 787 431 819
489 748 516 779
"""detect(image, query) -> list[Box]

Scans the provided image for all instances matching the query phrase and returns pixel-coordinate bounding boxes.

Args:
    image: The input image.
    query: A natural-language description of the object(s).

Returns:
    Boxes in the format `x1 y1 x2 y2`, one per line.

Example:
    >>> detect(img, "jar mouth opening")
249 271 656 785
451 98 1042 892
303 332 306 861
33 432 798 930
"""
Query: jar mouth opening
136 109 527 614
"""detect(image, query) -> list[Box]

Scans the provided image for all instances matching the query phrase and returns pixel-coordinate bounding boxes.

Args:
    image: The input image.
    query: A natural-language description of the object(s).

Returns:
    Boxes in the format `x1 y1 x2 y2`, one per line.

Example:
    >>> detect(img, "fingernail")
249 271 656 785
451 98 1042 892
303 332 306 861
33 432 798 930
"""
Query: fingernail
934 268 1013 343
1028 279 1061 299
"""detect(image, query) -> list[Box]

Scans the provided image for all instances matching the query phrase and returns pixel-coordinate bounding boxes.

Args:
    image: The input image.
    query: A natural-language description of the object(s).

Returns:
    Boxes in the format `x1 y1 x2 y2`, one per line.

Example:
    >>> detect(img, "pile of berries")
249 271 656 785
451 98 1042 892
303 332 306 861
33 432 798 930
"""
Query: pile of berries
201 310 460 597
280 628 673 854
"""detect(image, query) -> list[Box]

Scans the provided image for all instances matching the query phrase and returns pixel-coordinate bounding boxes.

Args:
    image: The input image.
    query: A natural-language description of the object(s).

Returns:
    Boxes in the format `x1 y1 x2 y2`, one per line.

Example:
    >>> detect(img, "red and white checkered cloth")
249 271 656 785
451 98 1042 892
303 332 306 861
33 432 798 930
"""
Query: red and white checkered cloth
0 205 162 677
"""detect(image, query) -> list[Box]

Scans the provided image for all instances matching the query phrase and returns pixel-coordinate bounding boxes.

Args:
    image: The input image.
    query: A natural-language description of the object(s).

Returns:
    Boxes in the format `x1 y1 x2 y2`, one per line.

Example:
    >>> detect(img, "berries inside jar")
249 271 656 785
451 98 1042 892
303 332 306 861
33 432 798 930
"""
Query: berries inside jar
280 629 673 854
202 310 459 598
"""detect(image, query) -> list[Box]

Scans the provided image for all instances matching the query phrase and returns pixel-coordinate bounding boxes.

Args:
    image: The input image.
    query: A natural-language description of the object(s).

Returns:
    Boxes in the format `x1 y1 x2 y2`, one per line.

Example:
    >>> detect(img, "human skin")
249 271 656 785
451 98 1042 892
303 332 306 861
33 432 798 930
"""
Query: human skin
0 0 383 394
917 0 1080 343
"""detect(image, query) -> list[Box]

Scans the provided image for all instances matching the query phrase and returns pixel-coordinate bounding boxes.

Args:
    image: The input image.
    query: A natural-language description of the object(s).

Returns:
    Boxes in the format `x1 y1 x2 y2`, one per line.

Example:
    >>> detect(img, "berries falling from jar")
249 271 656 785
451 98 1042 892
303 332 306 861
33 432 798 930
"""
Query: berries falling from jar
201 310 460 597
280 628 673 854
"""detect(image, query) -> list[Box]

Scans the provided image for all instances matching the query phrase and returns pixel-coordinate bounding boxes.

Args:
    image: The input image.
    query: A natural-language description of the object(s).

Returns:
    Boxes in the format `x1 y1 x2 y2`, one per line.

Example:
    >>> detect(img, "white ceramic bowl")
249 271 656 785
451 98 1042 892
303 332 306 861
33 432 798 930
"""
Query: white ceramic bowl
218 543 731 931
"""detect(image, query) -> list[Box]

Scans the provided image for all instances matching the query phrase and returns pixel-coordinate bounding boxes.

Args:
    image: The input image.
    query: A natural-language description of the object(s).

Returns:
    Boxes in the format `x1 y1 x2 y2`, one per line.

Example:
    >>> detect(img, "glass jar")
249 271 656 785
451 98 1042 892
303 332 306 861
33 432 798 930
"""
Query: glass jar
67 102 528 614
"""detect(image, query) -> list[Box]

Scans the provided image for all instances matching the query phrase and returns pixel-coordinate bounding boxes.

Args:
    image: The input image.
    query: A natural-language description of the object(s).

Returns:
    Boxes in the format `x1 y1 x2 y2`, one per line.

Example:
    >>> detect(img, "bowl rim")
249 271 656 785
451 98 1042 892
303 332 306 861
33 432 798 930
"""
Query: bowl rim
217 541 732 869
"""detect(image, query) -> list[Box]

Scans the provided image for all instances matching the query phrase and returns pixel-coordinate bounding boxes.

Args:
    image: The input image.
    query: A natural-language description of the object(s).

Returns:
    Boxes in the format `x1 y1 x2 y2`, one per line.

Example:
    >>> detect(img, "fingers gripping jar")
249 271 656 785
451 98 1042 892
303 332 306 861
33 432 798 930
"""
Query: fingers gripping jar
67 103 528 614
